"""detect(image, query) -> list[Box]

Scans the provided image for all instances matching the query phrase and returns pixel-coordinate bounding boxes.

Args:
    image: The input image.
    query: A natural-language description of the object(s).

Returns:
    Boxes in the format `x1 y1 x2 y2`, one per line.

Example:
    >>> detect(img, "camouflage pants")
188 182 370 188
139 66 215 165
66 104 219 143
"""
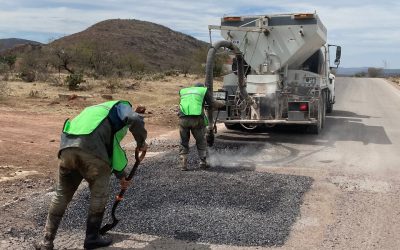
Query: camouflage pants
43 148 111 238
179 116 206 159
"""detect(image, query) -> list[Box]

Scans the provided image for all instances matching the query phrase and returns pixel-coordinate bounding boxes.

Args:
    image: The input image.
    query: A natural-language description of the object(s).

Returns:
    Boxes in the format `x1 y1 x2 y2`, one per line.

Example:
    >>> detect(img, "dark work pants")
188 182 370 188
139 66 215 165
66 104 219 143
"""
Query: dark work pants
43 148 111 239
179 116 206 159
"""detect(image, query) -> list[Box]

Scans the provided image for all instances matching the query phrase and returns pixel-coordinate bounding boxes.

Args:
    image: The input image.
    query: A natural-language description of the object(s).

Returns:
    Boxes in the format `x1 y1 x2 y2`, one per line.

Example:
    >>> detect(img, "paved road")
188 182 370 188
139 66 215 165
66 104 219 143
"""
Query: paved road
215 77 400 173
5 77 399 250
212 77 400 249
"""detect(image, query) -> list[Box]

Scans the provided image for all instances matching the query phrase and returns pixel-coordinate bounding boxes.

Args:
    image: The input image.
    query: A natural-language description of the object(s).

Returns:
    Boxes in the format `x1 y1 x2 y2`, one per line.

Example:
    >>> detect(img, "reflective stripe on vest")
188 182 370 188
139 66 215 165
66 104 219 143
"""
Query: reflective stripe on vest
179 87 207 116
63 100 131 172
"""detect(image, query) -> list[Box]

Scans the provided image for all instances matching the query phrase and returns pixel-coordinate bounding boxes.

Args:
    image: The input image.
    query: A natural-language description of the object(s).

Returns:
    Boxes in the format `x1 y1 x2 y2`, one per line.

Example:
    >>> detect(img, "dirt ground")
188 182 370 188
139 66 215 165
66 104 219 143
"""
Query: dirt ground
0 75 201 241
2 76 399 250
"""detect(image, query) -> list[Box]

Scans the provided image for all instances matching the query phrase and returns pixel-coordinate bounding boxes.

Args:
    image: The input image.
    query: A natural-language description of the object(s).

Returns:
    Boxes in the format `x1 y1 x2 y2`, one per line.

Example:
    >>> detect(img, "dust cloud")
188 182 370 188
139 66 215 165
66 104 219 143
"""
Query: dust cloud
207 142 293 168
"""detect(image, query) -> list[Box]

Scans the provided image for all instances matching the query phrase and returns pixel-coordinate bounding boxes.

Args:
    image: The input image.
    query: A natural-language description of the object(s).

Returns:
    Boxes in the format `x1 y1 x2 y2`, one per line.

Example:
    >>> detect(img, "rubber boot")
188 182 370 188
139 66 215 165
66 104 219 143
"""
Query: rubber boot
35 214 63 250
83 214 112 249
180 155 188 171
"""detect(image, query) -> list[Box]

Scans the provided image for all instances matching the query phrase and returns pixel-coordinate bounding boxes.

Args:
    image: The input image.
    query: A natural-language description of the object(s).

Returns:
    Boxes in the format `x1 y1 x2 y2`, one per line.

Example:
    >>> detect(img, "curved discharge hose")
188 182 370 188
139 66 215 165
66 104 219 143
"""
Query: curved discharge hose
205 40 251 146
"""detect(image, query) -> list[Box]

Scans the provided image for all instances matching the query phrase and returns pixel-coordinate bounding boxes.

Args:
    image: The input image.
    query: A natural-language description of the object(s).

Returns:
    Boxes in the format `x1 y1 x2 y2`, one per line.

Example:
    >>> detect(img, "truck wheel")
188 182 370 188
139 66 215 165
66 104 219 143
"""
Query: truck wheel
322 92 326 128
308 94 325 134
326 92 333 113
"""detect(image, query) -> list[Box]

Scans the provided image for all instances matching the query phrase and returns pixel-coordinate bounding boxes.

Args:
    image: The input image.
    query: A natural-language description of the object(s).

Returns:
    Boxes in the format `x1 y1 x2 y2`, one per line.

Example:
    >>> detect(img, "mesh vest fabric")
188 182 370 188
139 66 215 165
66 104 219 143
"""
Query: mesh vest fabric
63 100 131 172
179 87 207 116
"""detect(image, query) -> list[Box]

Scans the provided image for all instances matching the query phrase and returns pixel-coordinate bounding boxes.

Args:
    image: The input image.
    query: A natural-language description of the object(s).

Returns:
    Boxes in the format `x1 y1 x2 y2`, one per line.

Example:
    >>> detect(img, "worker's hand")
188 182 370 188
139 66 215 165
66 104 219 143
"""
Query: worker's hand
212 100 225 110
120 177 131 190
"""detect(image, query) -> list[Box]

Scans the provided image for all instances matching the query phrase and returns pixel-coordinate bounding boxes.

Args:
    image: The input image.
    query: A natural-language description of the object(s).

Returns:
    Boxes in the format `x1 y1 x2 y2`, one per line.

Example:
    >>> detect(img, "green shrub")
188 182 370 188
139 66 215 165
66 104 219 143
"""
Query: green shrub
28 90 40 98
143 73 165 81
65 73 84 90
19 70 36 82
105 78 121 93
354 71 367 77
164 70 180 76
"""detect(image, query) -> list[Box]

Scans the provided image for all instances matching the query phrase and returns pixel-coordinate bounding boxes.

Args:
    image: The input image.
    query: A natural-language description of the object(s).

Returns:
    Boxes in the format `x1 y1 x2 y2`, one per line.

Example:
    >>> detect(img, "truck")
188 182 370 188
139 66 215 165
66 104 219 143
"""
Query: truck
204 12 341 145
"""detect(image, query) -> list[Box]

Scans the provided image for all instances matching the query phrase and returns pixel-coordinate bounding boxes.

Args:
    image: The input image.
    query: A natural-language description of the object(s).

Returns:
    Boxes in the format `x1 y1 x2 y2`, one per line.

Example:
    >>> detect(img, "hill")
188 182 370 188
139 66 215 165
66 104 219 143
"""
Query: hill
50 19 208 72
0 38 41 52
336 67 400 76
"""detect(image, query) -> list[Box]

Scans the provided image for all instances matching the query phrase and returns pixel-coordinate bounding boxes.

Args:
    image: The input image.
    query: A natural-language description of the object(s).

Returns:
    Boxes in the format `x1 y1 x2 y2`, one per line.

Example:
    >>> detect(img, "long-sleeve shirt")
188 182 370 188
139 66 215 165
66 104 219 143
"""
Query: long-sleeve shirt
59 103 147 166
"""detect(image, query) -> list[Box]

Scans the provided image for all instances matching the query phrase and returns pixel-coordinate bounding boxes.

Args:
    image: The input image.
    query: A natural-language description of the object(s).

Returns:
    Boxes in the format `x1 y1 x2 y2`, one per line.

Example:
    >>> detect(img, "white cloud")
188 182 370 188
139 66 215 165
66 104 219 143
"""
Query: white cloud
0 0 399 67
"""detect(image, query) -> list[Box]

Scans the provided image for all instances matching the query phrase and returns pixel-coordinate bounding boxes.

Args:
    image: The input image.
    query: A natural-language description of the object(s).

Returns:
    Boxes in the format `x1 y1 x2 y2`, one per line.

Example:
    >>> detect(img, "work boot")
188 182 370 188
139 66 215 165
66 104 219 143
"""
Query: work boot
199 157 208 169
84 214 112 249
35 214 63 250
34 238 53 250
180 155 188 171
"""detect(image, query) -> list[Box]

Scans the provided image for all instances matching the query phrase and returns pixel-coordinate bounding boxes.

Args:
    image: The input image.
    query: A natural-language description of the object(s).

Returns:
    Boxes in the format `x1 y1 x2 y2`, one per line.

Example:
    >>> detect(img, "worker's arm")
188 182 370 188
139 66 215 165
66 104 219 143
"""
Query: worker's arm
116 103 148 149
114 103 147 187
204 89 225 109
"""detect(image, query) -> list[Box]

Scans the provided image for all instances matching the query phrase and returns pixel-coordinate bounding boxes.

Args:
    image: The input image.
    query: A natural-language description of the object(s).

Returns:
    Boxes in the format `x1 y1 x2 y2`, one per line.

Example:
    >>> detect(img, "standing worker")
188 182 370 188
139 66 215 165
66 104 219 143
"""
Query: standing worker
36 100 147 250
178 83 224 170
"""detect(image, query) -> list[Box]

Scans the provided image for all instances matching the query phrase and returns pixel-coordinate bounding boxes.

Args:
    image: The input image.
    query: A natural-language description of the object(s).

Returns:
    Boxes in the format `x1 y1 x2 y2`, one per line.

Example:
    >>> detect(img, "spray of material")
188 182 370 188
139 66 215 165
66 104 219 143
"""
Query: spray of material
207 141 293 168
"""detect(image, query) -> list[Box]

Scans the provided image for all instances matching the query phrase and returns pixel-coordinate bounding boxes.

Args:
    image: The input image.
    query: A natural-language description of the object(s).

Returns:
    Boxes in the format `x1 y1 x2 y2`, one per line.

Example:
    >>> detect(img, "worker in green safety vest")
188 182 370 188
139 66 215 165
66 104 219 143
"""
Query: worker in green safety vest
36 100 147 250
178 83 224 171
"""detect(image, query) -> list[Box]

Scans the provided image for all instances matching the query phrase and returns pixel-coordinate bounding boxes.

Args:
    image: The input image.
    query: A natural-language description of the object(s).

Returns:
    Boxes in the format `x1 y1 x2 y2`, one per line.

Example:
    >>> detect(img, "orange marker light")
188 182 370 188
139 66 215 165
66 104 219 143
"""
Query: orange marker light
223 16 243 22
293 13 315 20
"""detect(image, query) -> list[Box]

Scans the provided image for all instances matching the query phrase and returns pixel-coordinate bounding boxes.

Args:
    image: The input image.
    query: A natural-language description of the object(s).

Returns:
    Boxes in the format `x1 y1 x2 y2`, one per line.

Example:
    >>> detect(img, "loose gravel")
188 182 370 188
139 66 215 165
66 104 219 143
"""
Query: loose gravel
34 140 313 247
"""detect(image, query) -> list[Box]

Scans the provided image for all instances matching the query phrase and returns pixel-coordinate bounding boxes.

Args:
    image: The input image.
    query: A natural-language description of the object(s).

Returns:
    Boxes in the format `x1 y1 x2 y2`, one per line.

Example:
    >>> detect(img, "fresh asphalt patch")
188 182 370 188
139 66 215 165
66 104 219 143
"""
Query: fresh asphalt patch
35 140 313 247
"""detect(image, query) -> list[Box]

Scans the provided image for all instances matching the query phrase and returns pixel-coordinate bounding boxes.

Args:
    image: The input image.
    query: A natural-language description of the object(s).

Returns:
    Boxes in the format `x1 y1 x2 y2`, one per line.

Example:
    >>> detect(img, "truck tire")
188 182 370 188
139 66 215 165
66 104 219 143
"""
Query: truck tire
322 92 326 128
308 93 326 134
326 92 333 113
326 102 333 113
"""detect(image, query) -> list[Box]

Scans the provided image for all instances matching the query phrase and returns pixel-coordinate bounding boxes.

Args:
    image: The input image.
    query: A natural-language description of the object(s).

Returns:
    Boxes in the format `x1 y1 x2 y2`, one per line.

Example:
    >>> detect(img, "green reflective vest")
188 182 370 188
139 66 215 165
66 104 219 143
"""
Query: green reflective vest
179 87 207 116
63 100 131 172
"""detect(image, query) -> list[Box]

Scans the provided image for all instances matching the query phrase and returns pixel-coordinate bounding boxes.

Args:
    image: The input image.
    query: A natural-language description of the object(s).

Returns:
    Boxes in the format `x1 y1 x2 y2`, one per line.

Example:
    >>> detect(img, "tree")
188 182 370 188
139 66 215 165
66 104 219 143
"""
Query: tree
117 53 146 76
19 51 42 82
1 55 17 70
54 48 75 74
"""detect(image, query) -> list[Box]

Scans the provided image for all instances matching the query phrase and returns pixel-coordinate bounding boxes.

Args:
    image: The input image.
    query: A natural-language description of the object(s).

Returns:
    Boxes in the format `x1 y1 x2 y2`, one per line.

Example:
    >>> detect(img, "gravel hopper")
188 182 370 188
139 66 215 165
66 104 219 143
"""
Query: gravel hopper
205 12 341 145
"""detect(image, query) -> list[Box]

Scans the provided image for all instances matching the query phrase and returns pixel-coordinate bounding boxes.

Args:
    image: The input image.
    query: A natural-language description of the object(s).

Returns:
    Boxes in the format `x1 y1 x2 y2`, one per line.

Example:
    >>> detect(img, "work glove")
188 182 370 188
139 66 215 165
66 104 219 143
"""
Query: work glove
212 100 225 110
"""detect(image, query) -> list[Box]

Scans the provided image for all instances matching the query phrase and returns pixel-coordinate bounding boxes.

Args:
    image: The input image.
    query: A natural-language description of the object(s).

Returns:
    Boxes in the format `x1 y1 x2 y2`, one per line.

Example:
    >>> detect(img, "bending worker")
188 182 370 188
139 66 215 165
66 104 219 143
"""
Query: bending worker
36 100 147 250
178 83 224 170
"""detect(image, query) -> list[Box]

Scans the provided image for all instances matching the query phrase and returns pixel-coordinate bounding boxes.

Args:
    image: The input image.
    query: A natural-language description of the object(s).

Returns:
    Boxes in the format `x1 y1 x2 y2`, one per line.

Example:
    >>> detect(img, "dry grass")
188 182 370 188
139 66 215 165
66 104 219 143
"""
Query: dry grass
0 74 223 127
0 81 10 99
389 77 400 85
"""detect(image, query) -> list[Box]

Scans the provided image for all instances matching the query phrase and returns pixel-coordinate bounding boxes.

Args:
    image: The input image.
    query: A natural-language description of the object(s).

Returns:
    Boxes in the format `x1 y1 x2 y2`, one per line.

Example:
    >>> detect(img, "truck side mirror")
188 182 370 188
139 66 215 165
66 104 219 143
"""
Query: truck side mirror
334 46 341 66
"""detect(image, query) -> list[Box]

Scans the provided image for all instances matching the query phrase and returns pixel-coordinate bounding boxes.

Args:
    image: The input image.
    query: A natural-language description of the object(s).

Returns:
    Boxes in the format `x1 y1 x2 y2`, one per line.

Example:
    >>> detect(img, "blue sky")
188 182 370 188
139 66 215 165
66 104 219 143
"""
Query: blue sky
1 0 399 68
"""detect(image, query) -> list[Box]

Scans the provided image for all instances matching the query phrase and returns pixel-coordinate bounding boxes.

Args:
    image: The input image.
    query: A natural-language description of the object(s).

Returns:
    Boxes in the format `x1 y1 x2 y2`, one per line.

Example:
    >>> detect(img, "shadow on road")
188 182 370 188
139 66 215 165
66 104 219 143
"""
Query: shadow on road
216 109 391 146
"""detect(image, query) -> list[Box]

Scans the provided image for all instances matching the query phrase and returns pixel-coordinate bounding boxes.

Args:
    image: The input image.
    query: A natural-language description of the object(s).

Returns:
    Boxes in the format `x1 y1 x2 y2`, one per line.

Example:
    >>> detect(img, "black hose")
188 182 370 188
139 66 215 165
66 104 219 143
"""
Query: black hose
204 40 249 146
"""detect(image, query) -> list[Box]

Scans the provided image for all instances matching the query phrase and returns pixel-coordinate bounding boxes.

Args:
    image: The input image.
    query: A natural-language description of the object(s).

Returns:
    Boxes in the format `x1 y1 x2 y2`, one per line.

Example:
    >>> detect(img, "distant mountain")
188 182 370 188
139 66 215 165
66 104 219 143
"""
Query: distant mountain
49 19 208 71
336 67 400 76
0 38 41 52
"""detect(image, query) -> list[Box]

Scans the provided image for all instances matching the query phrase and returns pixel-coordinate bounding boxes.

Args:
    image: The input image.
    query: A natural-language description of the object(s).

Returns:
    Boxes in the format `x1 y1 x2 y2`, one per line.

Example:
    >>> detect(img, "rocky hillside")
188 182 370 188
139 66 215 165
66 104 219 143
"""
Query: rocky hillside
50 19 208 71
0 38 41 52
